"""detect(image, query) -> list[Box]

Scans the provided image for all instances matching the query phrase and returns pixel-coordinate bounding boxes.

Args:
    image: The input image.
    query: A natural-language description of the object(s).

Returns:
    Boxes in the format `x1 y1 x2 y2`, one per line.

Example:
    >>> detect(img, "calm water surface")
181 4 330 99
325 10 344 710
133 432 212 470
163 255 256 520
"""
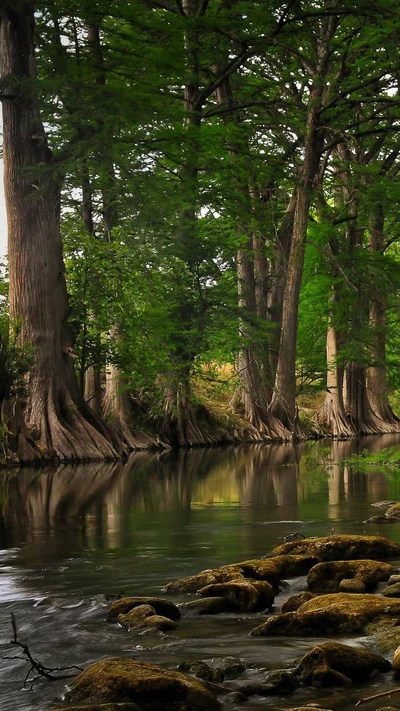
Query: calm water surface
1 437 400 711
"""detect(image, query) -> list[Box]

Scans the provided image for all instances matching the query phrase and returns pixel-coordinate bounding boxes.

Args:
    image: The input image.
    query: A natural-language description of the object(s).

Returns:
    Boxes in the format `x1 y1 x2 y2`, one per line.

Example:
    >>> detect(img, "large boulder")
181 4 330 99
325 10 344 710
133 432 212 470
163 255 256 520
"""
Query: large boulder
294 641 391 686
307 560 397 593
64 658 221 711
107 597 180 623
198 579 274 612
250 593 400 636
264 535 400 562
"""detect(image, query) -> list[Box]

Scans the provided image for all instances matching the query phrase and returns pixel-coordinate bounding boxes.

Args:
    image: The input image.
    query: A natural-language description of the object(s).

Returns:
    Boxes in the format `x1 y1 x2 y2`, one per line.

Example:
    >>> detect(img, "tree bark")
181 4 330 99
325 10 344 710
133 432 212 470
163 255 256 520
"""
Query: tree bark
367 205 400 428
0 5 121 461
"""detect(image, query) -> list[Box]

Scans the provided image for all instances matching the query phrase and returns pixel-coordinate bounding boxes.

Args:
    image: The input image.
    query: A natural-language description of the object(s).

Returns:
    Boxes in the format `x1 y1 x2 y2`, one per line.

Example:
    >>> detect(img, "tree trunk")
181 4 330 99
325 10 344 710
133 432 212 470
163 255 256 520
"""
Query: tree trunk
236 243 290 439
317 313 356 438
0 5 121 461
367 205 400 428
269 100 323 433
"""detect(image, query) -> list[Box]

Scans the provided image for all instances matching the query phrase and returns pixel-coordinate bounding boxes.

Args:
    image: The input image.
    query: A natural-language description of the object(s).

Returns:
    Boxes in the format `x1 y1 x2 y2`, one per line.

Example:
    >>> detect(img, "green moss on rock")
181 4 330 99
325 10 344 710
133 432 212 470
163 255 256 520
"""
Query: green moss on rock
264 535 400 562
107 598 180 623
307 560 397 593
250 593 400 636
65 657 221 711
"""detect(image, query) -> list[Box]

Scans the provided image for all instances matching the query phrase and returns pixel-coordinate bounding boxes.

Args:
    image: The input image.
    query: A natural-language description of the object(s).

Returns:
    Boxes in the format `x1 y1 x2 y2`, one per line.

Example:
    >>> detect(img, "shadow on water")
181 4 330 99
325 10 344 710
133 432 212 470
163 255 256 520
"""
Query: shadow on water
1 436 400 710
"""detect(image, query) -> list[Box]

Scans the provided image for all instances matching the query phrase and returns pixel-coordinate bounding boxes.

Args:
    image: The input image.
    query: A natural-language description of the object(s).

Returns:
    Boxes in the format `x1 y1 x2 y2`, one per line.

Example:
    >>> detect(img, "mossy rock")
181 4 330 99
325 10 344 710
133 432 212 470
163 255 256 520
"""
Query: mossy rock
180 596 236 615
264 535 400 562
177 661 224 684
117 606 178 632
236 555 321 588
107 597 180 623
165 555 320 595
364 616 400 655
198 578 274 612
250 593 400 637
382 582 400 597
164 566 244 594
307 560 397 593
338 578 366 593
281 592 316 613
393 646 400 677
53 705 141 711
65 657 221 711
386 504 400 519
294 641 391 687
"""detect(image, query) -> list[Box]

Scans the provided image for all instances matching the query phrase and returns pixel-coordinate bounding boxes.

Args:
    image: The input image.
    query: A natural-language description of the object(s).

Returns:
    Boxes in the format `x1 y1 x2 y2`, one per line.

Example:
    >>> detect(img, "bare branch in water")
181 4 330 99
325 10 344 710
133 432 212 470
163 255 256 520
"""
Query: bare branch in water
3 613 83 689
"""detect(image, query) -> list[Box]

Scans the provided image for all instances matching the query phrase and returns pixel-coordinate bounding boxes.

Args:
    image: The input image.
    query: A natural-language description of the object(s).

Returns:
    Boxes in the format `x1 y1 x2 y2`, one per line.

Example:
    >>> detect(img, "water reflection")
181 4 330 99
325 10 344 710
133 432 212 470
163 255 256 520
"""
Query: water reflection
1 435 400 555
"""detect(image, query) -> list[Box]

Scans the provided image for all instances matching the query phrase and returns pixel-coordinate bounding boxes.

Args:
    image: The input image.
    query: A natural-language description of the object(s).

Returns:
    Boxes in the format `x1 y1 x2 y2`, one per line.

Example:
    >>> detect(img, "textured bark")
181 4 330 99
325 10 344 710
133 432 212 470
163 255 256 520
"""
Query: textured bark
236 245 290 439
267 192 297 377
344 361 388 435
0 6 121 461
158 375 232 447
269 103 323 433
367 206 400 429
317 300 356 439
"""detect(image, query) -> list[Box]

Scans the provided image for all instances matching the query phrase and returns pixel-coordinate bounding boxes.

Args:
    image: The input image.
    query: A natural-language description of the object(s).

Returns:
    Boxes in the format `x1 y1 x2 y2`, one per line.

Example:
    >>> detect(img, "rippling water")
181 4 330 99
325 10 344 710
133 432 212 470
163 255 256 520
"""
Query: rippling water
1 437 400 711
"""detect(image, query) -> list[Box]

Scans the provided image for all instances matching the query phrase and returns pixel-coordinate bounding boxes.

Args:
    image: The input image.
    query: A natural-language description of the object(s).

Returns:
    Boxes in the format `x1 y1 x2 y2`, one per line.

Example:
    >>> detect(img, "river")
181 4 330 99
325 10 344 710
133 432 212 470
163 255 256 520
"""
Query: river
1 436 400 711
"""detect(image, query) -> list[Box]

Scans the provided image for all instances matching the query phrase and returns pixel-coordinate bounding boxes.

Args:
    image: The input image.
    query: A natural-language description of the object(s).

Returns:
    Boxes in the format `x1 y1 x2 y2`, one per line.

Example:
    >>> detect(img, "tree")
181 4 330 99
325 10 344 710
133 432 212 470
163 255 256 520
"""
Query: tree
0 1 122 461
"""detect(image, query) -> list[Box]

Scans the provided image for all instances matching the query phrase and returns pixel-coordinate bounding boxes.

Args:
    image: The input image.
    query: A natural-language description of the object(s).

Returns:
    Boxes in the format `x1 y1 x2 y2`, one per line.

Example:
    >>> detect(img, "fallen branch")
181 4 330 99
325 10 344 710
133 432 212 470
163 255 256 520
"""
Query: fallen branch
356 687 400 706
3 613 83 689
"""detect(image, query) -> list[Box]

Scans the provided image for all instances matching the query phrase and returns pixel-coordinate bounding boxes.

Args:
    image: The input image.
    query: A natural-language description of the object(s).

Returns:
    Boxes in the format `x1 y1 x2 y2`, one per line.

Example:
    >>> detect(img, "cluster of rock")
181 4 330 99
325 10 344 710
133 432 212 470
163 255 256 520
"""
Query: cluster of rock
53 534 400 711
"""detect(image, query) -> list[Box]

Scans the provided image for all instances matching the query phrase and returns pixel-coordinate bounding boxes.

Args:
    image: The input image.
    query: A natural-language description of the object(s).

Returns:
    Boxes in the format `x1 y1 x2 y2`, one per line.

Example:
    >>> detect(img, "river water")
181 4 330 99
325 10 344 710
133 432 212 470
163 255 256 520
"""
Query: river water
1 436 400 711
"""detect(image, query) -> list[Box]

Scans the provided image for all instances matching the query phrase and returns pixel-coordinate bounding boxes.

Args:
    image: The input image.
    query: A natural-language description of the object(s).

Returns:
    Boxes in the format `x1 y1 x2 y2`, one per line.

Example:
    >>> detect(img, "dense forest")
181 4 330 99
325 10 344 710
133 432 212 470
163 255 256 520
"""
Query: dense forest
1 0 400 463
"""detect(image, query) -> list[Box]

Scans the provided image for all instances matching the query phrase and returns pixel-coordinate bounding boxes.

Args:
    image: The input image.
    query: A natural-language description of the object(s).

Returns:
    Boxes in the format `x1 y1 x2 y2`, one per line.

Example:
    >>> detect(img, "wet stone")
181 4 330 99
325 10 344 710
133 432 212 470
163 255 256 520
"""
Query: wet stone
338 578 366 593
381 582 400 597
264 535 400 562
198 578 274 612
64 657 221 711
250 593 400 637
306 560 398 594
179 596 236 615
293 641 391 687
282 592 316 613
107 597 181 623
177 661 224 684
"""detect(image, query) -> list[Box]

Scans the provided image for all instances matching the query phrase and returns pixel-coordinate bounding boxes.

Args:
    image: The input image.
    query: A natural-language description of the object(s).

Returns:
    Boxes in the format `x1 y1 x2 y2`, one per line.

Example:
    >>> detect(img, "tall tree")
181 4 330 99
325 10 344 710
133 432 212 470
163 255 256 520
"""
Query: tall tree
0 1 121 461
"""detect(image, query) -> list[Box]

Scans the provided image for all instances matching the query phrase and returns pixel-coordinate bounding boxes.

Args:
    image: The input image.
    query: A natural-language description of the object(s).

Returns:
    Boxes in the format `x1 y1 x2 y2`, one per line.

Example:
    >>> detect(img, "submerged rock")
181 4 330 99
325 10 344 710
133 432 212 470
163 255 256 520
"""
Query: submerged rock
307 560 397 593
198 578 274 612
294 641 391 687
264 535 400 562
180 596 235 615
250 593 400 636
107 597 180 623
64 657 221 711
177 661 224 684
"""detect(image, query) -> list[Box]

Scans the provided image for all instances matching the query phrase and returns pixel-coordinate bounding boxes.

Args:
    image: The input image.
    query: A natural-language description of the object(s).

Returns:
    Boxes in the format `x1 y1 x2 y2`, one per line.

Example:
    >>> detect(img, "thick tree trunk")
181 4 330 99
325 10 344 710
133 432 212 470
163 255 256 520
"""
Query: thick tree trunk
158 374 230 447
269 18 337 436
236 244 290 439
344 360 387 434
269 108 322 434
0 6 121 461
